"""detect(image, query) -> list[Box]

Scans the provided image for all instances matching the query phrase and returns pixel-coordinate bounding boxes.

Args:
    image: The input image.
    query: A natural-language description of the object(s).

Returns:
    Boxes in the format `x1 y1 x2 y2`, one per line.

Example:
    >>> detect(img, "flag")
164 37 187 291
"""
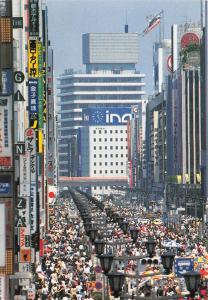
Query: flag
143 13 161 35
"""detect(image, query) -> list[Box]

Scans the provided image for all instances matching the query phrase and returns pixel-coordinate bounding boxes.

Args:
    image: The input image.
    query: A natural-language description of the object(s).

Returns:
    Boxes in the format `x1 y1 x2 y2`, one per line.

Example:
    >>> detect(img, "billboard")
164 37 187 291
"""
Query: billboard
38 42 43 128
0 96 12 169
82 107 131 126
28 40 38 78
29 0 39 38
28 79 38 113
0 204 6 266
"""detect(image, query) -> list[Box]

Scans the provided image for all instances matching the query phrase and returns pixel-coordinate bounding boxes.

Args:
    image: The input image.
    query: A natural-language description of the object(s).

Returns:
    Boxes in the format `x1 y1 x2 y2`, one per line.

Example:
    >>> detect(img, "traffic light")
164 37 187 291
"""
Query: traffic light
140 257 160 265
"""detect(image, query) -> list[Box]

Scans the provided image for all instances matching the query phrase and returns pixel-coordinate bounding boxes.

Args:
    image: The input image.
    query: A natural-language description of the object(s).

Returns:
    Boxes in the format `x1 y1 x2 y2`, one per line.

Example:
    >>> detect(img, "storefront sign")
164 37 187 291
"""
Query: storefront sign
181 32 200 48
28 40 38 78
175 258 194 277
29 0 39 38
28 79 38 113
0 204 6 266
0 70 12 96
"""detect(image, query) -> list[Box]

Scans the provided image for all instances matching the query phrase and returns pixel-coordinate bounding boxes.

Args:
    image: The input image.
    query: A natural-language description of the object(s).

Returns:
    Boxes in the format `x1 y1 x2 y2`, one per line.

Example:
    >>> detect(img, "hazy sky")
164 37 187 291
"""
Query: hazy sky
46 0 201 94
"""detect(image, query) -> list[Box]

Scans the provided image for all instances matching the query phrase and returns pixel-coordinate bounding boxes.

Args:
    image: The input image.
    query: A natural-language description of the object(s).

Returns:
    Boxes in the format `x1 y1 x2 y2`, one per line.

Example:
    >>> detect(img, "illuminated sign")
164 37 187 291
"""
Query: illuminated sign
28 40 38 78
82 107 131 126
0 70 12 96
181 32 200 49
0 17 11 42
29 0 39 38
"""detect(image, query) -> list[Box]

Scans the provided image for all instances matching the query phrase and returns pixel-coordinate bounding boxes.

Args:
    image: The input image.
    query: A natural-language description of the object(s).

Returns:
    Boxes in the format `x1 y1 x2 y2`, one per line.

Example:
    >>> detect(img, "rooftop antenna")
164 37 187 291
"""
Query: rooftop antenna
125 9 128 33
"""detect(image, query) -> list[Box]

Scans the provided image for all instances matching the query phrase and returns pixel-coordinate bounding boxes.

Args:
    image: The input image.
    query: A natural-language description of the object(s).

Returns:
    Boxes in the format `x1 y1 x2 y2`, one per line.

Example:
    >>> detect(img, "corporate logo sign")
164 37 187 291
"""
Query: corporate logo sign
82 107 131 126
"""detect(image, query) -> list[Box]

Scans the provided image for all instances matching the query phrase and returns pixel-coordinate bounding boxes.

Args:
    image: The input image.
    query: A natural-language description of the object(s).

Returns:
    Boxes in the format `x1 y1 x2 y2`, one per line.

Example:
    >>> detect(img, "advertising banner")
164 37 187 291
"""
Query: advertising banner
174 257 194 277
29 0 39 38
25 128 37 234
0 96 12 169
19 152 30 196
82 107 131 126
0 204 6 266
28 40 38 78
28 79 38 113
38 42 43 128
0 70 12 96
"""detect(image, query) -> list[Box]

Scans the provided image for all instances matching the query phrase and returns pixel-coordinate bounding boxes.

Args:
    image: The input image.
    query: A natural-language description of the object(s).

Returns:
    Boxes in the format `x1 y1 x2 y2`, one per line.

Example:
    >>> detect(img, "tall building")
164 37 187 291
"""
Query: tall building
57 32 146 177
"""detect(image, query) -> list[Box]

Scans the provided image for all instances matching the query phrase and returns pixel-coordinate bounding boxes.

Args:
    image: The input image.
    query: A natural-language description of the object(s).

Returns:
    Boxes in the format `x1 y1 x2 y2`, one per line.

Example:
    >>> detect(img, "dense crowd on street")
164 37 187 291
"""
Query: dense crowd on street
35 192 208 299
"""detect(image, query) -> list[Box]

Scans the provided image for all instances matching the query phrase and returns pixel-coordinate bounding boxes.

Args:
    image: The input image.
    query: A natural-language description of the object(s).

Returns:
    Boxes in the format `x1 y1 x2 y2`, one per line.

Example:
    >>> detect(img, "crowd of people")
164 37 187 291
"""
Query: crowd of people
35 192 208 299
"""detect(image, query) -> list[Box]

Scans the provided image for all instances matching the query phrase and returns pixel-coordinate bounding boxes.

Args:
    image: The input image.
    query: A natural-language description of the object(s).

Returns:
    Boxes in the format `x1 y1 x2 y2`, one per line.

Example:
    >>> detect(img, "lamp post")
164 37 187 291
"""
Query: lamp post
107 271 125 298
145 238 156 257
88 228 98 243
161 252 175 274
183 271 201 299
99 254 114 274
94 239 105 256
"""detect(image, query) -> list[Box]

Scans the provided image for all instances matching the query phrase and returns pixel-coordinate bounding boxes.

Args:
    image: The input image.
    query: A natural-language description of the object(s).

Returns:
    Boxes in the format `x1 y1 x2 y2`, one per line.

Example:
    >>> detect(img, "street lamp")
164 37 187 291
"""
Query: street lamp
88 228 98 243
107 271 125 298
161 252 175 274
84 222 92 234
130 228 138 243
183 271 201 299
98 254 114 274
146 238 156 257
121 221 129 234
94 239 105 256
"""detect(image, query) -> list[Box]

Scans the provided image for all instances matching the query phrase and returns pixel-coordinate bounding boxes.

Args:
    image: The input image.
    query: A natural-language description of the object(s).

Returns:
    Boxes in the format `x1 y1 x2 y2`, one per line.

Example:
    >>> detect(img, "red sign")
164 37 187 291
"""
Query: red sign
0 157 11 166
48 191 55 198
181 32 199 48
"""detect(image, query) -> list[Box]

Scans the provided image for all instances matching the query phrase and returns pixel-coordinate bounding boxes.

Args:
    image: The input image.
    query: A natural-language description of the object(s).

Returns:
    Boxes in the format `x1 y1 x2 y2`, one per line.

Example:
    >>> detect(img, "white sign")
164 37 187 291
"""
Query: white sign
18 263 30 273
0 276 5 300
0 205 6 266
19 152 30 196
25 128 37 234
0 96 12 169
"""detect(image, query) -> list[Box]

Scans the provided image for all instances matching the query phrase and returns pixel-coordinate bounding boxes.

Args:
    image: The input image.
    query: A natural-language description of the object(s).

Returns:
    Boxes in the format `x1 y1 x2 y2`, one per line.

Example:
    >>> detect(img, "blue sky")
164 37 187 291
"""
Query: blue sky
46 0 201 94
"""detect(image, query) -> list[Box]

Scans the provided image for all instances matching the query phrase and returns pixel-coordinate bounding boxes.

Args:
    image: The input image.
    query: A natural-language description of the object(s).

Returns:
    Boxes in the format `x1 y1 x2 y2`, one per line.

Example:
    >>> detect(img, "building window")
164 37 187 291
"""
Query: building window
99 130 101 134
94 154 96 158
110 170 113 173
120 130 123 133
105 154 107 158
94 186 97 190
105 170 108 173
94 162 96 166
115 146 118 150
121 154 123 157
99 154 102 158
105 138 107 142
100 186 102 189
121 170 124 173
116 170 118 174
110 154 113 157
93 130 96 134
94 138 96 142
121 162 124 166
116 154 118 158
105 146 107 150
94 146 96 150
105 162 107 166
100 170 102 174
99 162 102 166
110 162 113 165
116 162 118 166
110 138 113 142
110 130 113 134
115 138 118 142
121 146 123 149
99 146 102 150
94 170 96 174
120 138 123 141
105 130 107 134
110 146 113 150
99 138 102 142
115 130 118 133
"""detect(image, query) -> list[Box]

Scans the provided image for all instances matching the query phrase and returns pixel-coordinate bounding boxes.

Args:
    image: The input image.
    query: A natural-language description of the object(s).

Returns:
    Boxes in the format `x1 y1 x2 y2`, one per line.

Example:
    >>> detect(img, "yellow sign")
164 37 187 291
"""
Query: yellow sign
28 40 38 78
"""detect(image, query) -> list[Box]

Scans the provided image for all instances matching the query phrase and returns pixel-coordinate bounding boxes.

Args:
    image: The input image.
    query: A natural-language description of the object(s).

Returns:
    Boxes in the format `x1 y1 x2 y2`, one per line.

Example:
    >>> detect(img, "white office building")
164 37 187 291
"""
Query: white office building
57 33 146 177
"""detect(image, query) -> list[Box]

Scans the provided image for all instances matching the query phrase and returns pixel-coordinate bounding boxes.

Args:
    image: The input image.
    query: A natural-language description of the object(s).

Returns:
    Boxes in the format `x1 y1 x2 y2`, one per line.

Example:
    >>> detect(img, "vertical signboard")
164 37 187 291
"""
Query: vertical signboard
0 96 12 169
0 276 5 300
38 42 43 129
0 204 6 266
29 0 39 38
28 40 38 78
25 128 37 235
0 70 12 96
28 79 38 113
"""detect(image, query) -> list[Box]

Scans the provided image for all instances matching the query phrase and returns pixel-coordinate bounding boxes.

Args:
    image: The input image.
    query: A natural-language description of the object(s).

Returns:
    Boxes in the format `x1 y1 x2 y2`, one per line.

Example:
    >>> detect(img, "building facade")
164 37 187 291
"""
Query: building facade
57 33 146 178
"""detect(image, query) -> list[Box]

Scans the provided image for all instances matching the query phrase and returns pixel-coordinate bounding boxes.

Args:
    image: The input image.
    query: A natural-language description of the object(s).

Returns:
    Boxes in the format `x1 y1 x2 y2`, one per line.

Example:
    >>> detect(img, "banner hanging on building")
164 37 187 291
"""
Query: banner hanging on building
28 40 39 78
29 0 39 38
0 96 12 169
28 79 38 113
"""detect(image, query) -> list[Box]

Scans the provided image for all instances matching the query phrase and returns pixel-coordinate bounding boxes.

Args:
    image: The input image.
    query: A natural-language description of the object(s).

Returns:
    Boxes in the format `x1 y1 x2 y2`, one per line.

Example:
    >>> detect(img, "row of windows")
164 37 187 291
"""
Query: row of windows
93 170 124 174
60 103 132 110
94 162 124 166
93 154 127 158
60 86 142 93
93 146 127 150
93 138 127 142
59 77 142 84
93 129 127 134
60 94 142 100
